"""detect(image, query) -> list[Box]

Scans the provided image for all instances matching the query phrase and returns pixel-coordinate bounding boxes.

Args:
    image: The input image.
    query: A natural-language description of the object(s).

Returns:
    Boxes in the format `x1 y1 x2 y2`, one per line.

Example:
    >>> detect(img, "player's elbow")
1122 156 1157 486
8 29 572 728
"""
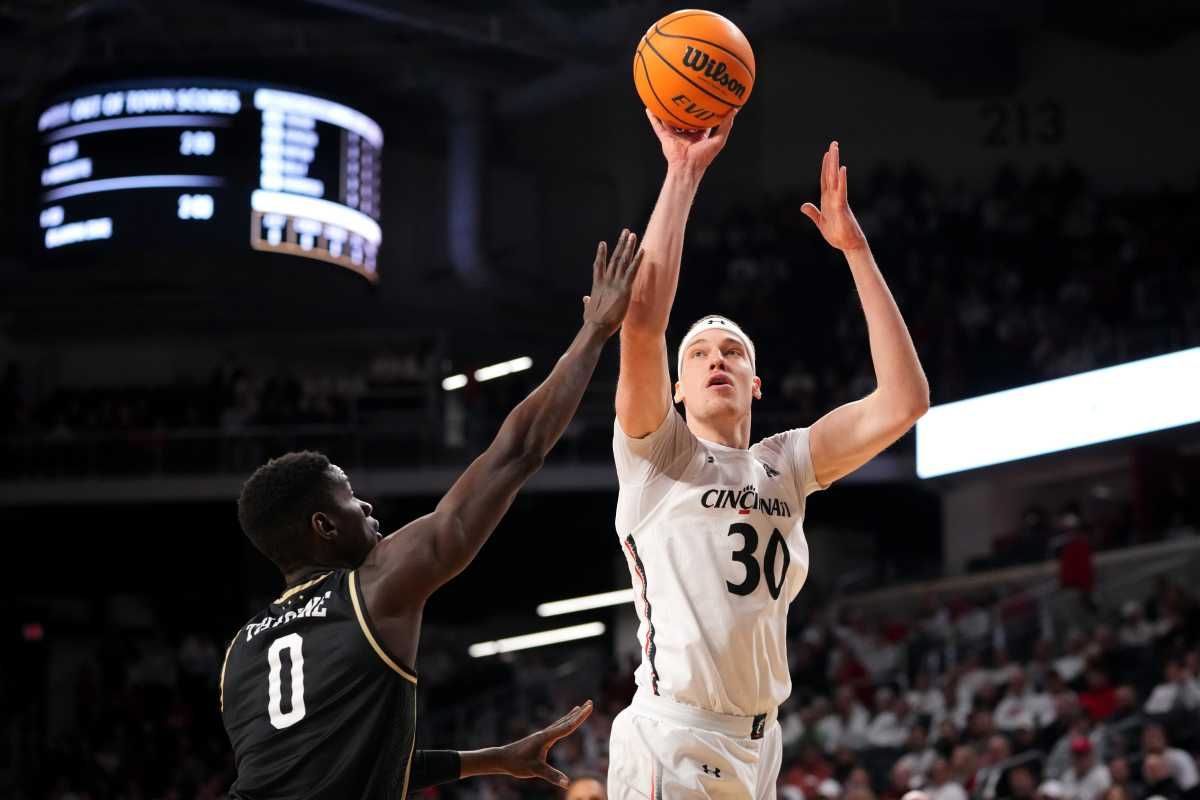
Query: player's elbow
907 387 931 422
890 378 930 426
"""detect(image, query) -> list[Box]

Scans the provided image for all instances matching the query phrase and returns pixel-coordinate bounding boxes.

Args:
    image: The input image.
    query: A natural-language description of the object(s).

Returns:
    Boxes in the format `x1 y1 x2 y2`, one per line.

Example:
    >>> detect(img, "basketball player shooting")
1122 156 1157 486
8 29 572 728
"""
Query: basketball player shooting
220 230 645 799
606 114 930 799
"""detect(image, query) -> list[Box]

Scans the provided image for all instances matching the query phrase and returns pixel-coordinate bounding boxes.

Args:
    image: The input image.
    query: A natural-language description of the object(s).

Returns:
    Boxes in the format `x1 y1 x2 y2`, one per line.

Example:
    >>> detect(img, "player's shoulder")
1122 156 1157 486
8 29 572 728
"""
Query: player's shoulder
750 426 806 460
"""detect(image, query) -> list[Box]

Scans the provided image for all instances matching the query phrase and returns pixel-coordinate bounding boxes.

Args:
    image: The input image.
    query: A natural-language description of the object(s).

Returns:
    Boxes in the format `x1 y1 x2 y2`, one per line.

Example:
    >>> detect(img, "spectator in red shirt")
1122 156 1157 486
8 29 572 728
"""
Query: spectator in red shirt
1079 668 1117 722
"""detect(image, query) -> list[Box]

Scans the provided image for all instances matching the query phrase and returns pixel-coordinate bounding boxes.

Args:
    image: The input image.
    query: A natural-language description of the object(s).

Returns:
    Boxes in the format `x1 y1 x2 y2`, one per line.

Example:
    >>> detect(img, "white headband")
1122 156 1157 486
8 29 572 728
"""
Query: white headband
676 315 757 377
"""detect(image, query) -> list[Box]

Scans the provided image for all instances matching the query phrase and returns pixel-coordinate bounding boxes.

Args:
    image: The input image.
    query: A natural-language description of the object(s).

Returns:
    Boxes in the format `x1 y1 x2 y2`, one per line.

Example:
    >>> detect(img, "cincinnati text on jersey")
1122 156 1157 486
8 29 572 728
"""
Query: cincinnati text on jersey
245 591 332 642
699 484 793 517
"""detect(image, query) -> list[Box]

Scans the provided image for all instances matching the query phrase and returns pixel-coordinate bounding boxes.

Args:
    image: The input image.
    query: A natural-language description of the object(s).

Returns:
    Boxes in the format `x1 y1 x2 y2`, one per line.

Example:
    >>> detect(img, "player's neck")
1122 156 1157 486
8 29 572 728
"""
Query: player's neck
280 563 336 589
686 414 751 450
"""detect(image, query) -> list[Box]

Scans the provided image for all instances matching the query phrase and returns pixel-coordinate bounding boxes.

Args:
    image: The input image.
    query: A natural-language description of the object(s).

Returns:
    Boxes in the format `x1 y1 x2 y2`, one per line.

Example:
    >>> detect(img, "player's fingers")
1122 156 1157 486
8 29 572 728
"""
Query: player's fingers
800 202 822 227
820 150 831 192
645 109 670 141
549 700 591 733
543 701 592 743
714 108 738 141
611 229 631 275
593 241 606 283
624 248 646 283
839 165 849 201
620 233 639 269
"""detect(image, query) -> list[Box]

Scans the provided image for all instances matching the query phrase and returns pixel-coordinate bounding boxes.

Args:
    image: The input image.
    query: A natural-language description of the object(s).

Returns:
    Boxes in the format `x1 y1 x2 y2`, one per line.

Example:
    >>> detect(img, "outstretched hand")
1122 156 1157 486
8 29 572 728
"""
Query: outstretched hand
646 108 737 172
801 141 869 253
494 701 594 787
583 229 644 337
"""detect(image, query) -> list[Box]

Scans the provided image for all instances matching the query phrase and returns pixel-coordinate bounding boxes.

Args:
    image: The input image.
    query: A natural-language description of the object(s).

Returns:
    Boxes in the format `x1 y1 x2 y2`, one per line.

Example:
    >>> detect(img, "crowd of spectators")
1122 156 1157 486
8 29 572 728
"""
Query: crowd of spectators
430 573 1200 800
7 562 1199 799
681 163 1200 424
3 162 1199 476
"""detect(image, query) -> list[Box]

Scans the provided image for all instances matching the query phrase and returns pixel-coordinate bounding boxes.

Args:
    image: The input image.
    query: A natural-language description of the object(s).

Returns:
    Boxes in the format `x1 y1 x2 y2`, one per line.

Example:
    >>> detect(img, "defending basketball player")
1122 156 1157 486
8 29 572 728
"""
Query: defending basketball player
607 115 929 800
220 230 644 798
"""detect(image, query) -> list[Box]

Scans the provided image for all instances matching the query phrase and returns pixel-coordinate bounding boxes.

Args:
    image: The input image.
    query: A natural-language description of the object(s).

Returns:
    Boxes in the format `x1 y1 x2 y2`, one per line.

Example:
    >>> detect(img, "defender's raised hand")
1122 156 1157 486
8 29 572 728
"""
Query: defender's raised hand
801 141 869 253
492 701 594 787
646 108 737 172
583 228 645 337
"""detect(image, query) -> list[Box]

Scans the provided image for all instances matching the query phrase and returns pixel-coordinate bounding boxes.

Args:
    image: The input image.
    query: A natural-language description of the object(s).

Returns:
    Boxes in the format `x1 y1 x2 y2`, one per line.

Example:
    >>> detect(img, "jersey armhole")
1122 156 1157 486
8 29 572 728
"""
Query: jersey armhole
219 626 243 713
348 570 419 684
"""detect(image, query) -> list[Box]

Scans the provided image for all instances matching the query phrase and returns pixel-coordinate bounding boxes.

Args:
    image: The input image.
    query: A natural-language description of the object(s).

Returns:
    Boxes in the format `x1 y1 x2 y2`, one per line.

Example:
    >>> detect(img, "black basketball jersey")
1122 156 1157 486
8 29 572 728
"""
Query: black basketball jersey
221 569 418 799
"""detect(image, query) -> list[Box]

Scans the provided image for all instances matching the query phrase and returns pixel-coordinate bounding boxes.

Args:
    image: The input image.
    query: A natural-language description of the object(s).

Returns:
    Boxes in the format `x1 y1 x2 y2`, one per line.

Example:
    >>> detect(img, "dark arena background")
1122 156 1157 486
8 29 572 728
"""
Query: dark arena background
2 1 1200 799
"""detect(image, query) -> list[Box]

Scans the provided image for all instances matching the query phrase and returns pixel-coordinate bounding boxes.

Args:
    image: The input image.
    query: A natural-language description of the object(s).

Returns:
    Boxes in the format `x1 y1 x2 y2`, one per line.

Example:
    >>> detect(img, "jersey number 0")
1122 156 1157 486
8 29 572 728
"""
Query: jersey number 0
726 523 791 599
267 633 307 729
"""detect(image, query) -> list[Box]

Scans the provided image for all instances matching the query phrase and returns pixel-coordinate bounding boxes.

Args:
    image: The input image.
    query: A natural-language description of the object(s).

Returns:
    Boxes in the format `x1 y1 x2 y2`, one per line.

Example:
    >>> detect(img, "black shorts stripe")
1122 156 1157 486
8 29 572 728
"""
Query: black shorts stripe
624 534 660 695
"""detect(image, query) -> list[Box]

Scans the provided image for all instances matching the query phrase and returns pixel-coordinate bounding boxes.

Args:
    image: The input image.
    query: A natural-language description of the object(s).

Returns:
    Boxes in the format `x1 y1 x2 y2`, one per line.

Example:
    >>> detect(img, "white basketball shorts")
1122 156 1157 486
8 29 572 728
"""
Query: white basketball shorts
607 691 782 800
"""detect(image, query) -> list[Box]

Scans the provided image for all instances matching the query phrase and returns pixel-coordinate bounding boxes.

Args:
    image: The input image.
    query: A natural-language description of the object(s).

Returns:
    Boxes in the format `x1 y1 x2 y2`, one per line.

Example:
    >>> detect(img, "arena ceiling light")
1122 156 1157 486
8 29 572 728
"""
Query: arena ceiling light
468 622 606 658
442 356 533 391
916 347 1200 478
441 374 468 391
474 356 532 383
536 589 635 617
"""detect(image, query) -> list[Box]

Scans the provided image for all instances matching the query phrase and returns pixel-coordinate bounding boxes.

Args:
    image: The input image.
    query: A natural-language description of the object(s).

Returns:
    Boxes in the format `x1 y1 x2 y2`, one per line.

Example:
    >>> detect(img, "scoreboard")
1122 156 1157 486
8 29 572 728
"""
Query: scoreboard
35 81 383 282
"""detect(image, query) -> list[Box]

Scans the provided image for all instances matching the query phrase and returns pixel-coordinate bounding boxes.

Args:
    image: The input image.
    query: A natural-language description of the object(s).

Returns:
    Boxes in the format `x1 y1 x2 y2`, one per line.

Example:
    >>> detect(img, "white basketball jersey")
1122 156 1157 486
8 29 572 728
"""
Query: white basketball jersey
613 409 823 717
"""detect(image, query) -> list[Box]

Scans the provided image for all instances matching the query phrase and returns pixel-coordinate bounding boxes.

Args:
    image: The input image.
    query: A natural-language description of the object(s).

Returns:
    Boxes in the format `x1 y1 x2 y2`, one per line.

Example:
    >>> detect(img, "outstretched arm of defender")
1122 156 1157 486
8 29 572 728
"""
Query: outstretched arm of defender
800 142 930 487
370 231 644 605
616 110 737 438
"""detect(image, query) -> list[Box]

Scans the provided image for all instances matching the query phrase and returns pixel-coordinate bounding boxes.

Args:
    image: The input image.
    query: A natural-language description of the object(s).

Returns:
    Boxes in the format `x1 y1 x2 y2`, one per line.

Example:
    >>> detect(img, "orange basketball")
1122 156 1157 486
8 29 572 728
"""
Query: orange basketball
633 9 755 131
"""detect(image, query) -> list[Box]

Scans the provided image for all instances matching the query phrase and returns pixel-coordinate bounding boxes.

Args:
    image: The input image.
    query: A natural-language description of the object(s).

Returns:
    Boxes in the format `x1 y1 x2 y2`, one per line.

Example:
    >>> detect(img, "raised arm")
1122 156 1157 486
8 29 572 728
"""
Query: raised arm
800 142 930 487
615 110 737 438
362 230 643 616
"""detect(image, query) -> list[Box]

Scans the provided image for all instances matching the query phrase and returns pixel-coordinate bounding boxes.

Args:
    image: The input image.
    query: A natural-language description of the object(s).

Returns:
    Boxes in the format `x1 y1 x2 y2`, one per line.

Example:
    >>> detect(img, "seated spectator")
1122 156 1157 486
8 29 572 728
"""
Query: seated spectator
1054 634 1089 685
565 775 606 800
1102 686 1142 756
976 735 1013 800
934 718 963 757
991 647 1021 688
1060 738 1111 800
868 689 916 749
927 757 968 800
995 668 1056 732
1141 723 1200 794
1079 668 1117 722
966 709 997 748
1117 601 1154 649
895 724 938 782
957 653 993 711
1142 753 1186 800
1008 767 1039 800
908 671 946 724
783 744 834 798
883 762 915 800
1144 660 1200 715
817 686 871 753
1040 694 1084 769
950 745 980 796
1106 756 1143 800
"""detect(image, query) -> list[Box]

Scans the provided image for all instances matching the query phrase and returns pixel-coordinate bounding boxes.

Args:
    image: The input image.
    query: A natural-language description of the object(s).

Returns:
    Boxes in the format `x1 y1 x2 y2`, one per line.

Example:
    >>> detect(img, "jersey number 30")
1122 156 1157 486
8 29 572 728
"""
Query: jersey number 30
267 633 307 729
726 523 791 599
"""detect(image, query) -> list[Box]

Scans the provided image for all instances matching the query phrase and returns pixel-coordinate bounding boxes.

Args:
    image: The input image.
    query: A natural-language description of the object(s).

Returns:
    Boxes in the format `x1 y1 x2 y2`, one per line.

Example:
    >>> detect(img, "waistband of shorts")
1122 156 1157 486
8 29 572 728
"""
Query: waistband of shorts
631 689 778 739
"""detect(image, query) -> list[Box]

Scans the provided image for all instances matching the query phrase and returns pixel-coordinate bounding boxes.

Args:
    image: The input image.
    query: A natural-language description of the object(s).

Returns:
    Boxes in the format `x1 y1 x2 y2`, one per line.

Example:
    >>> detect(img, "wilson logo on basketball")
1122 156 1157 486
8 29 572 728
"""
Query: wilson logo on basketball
680 46 747 99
